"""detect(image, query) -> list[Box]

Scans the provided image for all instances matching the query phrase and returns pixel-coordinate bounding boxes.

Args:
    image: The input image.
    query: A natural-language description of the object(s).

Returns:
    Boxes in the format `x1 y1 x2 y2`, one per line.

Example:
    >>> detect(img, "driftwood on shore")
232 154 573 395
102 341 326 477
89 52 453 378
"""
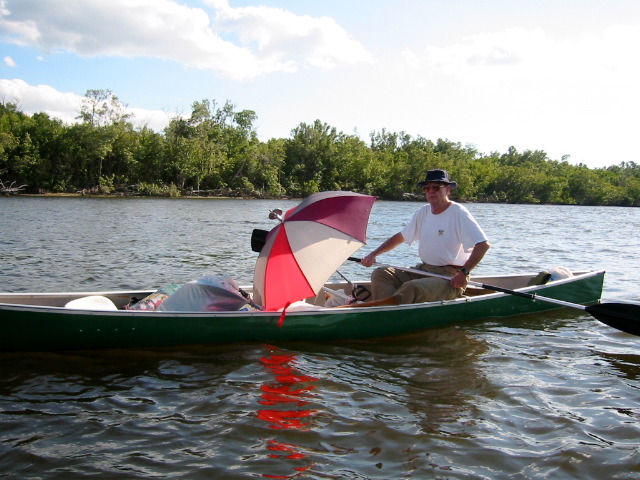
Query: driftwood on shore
0 180 27 195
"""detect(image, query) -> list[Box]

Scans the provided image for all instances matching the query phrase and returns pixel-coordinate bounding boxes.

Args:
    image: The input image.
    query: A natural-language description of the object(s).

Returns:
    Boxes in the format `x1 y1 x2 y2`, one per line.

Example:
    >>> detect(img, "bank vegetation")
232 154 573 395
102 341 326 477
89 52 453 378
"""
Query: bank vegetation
2 90 639 206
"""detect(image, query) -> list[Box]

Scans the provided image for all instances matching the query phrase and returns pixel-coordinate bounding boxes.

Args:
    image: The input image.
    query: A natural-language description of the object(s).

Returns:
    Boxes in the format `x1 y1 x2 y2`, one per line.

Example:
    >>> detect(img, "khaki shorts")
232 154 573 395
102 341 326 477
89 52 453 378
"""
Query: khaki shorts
370 263 464 304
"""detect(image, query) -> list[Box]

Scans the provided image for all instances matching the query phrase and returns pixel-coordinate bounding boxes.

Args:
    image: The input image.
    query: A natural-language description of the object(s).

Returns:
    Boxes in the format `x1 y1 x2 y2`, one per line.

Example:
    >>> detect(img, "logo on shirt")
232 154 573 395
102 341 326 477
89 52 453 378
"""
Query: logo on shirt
438 229 445 236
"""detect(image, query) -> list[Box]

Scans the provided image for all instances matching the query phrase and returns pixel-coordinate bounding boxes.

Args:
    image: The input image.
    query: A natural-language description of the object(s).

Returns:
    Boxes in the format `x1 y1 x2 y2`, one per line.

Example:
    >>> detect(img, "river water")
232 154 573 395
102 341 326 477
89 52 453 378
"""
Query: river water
1 197 639 479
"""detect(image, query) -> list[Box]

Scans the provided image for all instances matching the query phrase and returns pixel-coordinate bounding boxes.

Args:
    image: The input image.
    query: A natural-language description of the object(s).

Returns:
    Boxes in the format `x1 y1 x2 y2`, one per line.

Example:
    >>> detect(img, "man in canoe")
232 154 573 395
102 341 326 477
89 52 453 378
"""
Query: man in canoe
358 169 490 306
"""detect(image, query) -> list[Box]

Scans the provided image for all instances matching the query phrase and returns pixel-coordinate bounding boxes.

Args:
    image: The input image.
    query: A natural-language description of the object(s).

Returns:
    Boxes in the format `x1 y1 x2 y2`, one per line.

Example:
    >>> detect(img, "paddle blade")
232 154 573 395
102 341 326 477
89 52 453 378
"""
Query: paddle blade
586 302 640 336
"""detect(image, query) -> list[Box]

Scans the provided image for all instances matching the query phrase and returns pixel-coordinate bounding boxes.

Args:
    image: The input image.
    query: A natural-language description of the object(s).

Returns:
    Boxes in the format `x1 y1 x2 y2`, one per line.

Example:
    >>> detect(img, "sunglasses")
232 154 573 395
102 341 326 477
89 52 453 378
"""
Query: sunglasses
422 185 445 192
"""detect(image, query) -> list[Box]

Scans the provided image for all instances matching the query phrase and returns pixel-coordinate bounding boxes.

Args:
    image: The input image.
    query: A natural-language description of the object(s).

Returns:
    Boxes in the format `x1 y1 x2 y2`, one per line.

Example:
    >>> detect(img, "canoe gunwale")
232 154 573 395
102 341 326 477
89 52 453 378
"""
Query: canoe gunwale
0 270 606 351
0 270 603 316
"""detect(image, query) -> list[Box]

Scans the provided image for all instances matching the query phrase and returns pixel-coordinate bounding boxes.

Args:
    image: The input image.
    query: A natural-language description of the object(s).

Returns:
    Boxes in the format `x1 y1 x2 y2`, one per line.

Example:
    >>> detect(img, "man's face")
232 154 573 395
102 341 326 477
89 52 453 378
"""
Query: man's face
423 182 449 201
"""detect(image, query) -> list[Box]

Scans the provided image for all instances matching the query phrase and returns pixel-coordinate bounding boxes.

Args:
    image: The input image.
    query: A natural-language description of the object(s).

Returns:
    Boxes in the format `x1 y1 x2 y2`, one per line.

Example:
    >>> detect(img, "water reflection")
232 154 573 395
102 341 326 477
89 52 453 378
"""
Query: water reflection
597 351 640 380
401 330 489 438
262 329 494 477
257 346 317 478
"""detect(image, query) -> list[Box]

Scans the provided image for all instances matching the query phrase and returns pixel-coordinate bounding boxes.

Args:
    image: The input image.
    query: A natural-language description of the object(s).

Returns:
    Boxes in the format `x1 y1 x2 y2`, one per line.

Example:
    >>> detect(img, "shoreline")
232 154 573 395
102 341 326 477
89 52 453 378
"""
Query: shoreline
4 192 291 200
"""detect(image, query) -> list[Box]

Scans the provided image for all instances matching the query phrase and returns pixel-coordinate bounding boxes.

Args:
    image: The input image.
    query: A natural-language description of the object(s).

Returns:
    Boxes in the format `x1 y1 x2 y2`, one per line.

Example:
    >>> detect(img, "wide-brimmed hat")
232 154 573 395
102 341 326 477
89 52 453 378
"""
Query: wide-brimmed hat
417 169 457 189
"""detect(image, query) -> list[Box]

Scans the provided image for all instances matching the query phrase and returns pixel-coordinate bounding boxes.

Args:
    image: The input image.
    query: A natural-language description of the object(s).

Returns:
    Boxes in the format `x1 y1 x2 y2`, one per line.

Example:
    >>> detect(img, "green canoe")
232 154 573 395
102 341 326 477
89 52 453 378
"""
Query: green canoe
0 270 605 352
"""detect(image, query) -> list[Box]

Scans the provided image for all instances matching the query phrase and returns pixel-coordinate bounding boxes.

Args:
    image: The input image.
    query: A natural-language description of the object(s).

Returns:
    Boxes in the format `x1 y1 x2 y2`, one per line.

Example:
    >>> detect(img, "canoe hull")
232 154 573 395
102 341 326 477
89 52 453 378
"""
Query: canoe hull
0 271 605 351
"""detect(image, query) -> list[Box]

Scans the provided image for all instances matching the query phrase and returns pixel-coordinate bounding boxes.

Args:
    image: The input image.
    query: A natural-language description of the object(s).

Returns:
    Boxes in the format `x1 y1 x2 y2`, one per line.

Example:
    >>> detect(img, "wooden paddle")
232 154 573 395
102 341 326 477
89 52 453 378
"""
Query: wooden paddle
347 257 640 337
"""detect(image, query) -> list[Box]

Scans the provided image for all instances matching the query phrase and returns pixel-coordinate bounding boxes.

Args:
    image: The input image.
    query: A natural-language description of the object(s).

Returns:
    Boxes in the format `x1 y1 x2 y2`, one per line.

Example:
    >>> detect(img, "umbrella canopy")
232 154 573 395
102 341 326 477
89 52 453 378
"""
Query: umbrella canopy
253 191 376 310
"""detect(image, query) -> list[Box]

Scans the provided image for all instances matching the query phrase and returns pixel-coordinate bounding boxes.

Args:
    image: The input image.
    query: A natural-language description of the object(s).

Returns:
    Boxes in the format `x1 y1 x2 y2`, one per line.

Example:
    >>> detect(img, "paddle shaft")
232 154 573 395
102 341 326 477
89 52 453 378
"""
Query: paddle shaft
251 229 640 335
347 256 588 311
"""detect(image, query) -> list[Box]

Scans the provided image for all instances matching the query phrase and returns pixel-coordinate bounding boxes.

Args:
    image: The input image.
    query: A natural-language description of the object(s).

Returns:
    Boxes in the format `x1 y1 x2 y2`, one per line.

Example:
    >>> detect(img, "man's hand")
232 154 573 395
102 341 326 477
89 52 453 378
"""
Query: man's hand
360 252 377 267
450 270 469 289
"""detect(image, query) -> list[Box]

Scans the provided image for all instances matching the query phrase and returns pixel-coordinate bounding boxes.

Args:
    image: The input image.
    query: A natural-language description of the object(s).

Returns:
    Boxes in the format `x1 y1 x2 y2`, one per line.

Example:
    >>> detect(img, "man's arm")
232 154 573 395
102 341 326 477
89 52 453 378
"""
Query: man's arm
451 240 491 288
360 232 405 267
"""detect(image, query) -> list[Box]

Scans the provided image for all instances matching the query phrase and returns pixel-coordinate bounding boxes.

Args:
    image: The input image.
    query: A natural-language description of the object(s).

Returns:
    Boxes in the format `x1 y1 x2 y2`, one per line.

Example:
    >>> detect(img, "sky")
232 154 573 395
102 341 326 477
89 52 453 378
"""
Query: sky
1 0 639 169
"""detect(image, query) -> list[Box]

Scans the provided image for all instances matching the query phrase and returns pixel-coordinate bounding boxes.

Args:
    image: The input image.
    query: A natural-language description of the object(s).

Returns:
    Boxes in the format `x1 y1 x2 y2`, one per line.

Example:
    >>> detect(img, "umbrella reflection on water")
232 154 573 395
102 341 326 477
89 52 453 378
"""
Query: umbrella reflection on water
257 346 318 478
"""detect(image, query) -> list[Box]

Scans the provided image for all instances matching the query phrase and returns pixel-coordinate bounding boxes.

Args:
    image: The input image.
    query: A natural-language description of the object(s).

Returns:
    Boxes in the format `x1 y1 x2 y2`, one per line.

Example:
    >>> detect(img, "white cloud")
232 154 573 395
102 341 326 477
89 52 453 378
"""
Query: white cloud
0 79 82 124
397 25 640 165
0 79 172 130
0 0 372 79
3 55 15 66
208 0 374 69
403 25 640 96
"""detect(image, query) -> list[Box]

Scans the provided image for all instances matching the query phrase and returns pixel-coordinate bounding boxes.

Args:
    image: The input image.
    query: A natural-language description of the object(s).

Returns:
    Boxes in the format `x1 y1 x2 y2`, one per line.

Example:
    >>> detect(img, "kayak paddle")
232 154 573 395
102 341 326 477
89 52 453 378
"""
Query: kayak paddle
347 257 640 337
252 228 640 336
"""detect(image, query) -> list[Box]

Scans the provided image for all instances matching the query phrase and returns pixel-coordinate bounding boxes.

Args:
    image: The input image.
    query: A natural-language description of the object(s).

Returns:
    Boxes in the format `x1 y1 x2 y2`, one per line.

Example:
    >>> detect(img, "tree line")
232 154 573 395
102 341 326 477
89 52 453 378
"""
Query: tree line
1 90 639 206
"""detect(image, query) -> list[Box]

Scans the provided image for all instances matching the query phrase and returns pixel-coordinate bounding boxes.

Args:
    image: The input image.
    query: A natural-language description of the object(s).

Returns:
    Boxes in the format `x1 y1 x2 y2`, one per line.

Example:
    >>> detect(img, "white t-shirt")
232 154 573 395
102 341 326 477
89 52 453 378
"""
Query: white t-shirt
401 202 488 266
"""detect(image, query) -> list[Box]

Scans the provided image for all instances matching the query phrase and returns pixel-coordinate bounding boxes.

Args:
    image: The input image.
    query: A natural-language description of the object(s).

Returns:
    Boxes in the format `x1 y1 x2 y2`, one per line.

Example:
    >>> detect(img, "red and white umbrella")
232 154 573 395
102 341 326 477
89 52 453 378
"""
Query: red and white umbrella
253 191 376 311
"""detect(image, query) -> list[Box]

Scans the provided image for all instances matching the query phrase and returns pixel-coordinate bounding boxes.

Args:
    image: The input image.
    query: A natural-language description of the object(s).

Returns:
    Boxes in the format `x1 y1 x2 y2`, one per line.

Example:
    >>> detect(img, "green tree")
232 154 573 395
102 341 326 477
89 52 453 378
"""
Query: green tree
3 97 640 205
283 120 339 196
247 139 286 197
